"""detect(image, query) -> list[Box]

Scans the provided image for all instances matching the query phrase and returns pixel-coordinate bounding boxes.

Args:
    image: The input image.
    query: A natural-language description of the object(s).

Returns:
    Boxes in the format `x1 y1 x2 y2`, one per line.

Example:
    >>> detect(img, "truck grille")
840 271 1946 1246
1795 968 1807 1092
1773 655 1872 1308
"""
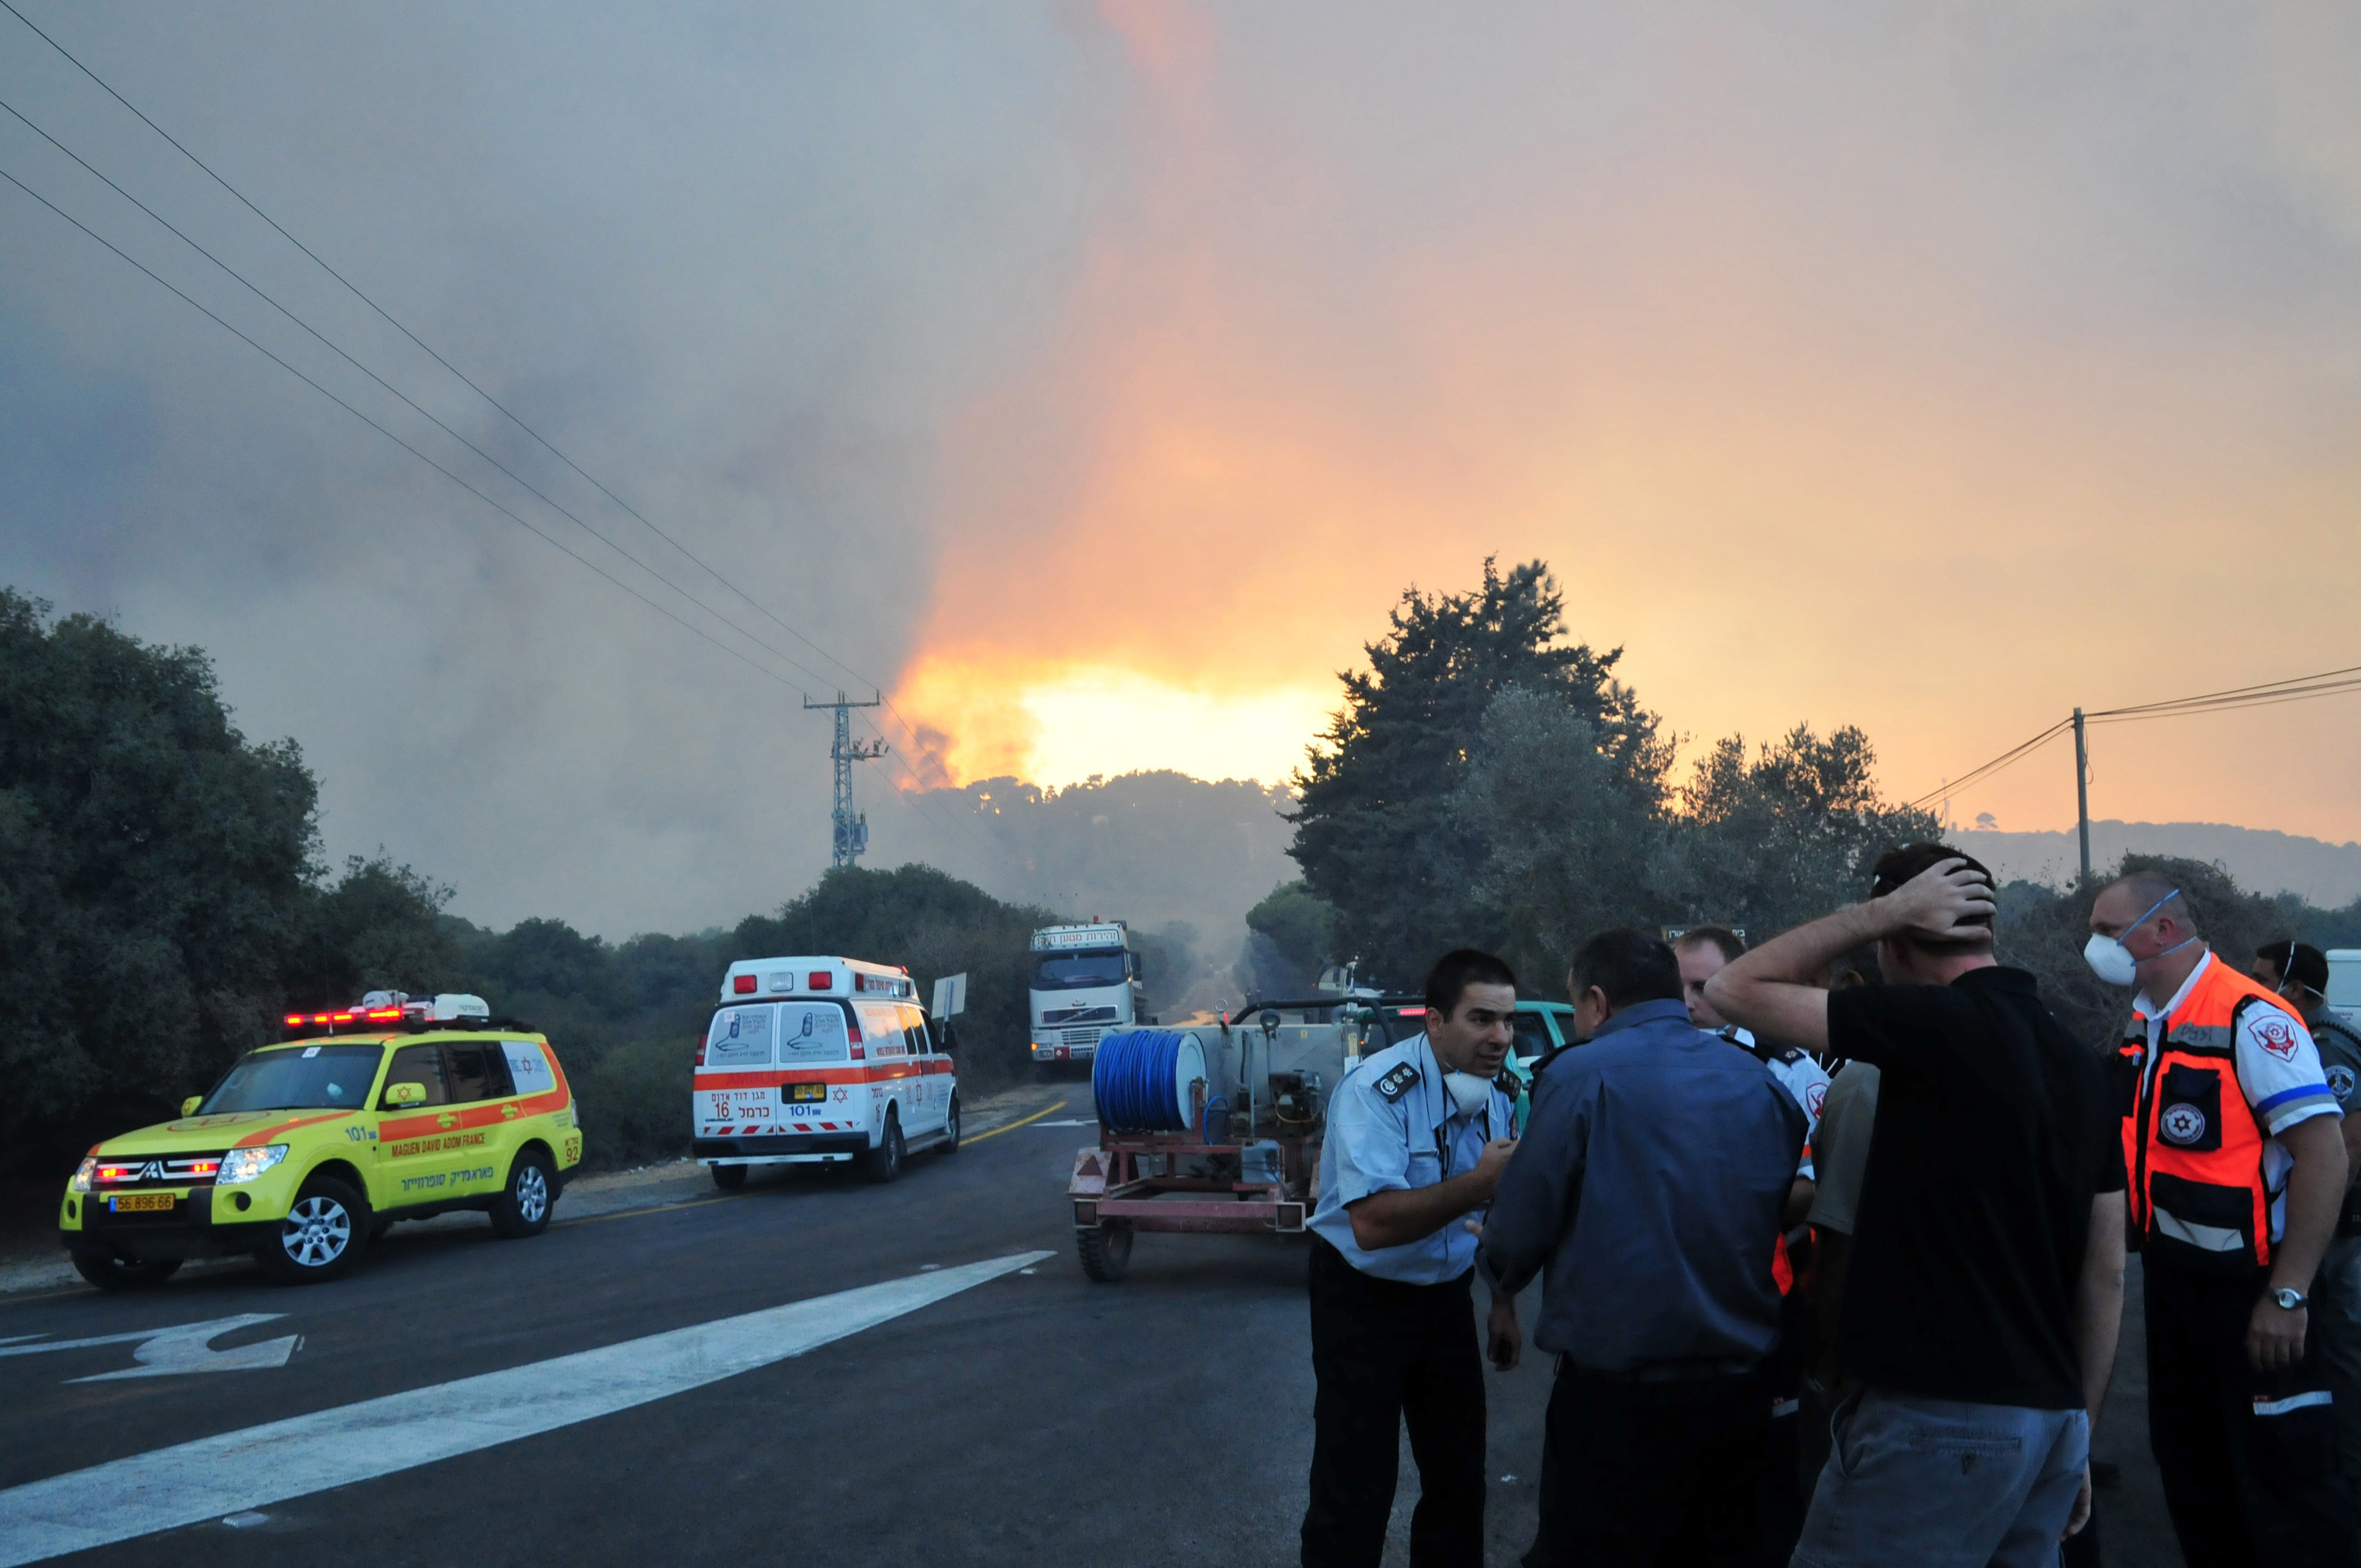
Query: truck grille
1061 1028 1103 1050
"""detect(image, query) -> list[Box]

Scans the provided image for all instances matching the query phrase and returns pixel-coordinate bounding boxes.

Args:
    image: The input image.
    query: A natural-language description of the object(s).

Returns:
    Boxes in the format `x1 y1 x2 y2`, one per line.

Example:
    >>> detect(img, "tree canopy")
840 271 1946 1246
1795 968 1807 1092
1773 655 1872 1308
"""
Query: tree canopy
1290 560 1668 985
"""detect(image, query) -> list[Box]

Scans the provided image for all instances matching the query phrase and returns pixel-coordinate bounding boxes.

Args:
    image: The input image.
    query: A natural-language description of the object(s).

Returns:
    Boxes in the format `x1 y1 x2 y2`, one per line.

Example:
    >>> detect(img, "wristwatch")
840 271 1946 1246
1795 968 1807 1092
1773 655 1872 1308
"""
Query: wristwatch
2272 1287 2308 1311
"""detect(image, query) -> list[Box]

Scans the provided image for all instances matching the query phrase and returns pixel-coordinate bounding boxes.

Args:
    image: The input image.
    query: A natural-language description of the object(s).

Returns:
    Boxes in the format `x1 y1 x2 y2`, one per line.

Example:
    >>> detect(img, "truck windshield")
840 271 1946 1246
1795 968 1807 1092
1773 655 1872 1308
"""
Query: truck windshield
200 1044 384 1113
1031 953 1128 990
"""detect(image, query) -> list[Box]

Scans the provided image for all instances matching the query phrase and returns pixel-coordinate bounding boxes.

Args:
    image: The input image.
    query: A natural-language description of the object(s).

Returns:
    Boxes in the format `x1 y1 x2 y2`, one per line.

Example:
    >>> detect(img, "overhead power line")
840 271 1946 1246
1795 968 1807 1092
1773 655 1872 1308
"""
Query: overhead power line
0 1 1017 873
0 0 949 768
1909 657 2361 814
0 161 826 704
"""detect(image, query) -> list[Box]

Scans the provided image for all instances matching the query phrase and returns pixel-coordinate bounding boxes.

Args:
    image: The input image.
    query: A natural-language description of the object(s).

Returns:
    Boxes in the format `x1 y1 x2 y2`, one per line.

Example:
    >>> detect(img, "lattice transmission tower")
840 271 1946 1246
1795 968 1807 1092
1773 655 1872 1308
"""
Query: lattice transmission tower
804 692 886 867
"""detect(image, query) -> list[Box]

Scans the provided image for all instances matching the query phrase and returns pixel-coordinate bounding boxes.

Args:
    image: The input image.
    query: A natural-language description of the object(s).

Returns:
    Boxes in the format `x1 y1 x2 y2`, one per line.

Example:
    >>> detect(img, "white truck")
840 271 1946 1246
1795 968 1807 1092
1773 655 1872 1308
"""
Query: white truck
1028 921 1145 1071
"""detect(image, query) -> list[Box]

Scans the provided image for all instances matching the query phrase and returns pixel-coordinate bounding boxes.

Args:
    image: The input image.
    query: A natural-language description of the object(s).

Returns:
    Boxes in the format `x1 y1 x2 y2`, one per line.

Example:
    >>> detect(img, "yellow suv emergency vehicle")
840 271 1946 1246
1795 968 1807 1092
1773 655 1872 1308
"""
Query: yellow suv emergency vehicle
59 994 583 1290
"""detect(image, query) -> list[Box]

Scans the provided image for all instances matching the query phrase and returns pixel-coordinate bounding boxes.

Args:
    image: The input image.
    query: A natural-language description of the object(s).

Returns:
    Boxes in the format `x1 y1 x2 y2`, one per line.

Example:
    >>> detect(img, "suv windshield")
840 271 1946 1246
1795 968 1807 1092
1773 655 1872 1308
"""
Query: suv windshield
1031 953 1128 990
200 1044 384 1113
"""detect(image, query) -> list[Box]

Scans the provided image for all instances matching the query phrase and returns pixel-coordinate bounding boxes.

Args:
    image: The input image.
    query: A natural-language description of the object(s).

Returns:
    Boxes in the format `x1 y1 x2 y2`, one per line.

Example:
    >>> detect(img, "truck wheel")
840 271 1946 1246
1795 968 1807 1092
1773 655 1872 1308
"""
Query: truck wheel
860 1113 904 1184
72 1254 181 1292
940 1093 962 1155
710 1163 748 1191
255 1176 368 1285
1076 1220 1132 1283
490 1150 556 1239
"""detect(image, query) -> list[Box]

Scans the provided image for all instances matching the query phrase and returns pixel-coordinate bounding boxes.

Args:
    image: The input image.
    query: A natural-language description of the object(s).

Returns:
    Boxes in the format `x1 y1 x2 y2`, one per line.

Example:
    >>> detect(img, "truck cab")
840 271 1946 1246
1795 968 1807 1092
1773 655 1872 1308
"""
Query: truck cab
1028 922 1144 1069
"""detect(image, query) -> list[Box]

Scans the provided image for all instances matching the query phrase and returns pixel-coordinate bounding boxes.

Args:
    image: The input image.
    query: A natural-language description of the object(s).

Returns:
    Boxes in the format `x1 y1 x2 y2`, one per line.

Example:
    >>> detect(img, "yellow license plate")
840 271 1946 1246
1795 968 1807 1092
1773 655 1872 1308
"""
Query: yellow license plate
109 1193 174 1213
790 1083 827 1102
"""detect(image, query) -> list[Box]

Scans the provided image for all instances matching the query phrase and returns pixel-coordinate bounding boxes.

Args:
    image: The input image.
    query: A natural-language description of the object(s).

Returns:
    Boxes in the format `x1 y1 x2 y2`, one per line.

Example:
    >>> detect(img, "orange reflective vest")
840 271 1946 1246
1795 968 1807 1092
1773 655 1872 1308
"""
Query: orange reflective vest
2120 957 2310 1275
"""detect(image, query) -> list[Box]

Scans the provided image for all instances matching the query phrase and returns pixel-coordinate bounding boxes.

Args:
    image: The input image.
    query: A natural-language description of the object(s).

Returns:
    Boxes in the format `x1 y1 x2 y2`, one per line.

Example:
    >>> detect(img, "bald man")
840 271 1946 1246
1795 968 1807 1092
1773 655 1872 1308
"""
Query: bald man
2091 873 2356 1564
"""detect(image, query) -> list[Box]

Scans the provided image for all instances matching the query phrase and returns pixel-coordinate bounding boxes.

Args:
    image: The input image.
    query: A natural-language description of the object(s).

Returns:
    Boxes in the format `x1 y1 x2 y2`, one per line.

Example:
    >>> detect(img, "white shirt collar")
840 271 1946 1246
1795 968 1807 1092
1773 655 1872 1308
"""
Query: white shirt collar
2138 948 2214 1024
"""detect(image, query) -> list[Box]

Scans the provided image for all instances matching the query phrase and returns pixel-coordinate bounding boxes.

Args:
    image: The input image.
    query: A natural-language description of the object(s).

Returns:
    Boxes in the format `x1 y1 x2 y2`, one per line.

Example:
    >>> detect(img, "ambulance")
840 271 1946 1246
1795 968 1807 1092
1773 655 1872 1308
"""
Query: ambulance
693 956 960 1189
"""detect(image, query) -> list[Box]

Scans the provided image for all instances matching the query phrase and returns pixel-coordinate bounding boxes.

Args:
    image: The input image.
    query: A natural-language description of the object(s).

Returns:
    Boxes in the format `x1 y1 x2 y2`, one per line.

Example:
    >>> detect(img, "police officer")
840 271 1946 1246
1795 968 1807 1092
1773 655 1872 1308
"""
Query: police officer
2256 939 2361 1521
1301 949 1521 1568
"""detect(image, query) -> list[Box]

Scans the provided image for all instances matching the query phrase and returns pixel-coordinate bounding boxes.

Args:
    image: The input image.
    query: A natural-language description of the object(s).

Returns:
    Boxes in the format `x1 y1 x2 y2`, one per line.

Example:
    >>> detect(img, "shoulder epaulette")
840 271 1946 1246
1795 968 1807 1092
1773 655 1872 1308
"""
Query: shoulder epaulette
1372 1061 1421 1103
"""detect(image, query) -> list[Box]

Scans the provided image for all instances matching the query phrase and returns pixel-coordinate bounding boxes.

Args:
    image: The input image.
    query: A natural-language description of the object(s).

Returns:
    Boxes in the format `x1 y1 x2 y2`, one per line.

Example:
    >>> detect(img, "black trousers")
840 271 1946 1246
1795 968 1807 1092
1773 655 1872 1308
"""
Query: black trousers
1301 1236 1487 1568
2146 1259 2359 1566
1524 1361 1766 1567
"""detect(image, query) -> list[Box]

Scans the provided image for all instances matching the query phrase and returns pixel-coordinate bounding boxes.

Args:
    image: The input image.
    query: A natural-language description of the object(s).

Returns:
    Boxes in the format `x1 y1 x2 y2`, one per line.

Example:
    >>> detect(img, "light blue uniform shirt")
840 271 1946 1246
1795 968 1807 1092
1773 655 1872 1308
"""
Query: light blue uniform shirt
1309 1033 1515 1285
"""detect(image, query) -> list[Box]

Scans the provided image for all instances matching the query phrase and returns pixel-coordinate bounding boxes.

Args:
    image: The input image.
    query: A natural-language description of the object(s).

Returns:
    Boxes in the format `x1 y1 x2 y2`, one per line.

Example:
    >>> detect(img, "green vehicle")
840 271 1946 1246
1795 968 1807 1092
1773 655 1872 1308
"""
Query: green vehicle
1356 996 1581 1129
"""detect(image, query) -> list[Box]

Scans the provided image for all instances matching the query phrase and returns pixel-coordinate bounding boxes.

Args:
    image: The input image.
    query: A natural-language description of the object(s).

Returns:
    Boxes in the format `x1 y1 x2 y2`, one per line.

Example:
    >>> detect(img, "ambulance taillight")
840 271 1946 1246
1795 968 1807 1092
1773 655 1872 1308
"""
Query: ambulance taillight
694 1037 707 1068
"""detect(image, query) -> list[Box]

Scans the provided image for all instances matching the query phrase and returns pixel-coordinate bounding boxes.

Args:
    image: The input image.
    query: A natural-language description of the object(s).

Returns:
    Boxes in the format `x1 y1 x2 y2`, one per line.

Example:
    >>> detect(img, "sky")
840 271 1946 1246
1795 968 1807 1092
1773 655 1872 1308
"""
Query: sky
4 2 2359 937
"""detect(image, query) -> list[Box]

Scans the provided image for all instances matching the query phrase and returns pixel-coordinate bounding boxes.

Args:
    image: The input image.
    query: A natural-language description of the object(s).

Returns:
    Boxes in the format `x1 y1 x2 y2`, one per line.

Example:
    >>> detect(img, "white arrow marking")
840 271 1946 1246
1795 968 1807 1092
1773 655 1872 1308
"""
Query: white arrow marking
0 1251 1050 1565
0 1315 295 1381
69 1315 299 1382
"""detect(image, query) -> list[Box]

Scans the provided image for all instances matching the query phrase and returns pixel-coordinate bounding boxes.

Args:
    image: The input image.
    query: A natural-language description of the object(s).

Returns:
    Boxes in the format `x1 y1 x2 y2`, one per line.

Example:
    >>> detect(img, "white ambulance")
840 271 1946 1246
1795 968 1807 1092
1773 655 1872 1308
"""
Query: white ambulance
693 956 960 1190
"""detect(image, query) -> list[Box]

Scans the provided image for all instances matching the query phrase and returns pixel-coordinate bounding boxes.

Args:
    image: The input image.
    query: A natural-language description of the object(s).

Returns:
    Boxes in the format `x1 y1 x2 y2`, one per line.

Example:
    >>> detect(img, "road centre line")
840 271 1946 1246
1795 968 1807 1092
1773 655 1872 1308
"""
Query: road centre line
960 1099 1068 1144
0 1251 1052 1566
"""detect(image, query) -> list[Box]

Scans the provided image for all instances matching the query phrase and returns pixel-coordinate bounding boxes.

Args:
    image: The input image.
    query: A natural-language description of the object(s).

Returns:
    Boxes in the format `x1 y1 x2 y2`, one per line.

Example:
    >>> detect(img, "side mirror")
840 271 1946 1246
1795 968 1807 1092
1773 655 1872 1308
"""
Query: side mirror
384 1081 426 1108
180 1096 202 1117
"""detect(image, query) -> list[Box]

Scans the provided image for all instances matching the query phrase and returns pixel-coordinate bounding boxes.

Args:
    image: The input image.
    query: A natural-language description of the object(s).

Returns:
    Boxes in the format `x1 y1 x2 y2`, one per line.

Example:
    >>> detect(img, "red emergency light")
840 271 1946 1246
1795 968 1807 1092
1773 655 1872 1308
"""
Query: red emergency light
808 972 832 990
733 974 757 995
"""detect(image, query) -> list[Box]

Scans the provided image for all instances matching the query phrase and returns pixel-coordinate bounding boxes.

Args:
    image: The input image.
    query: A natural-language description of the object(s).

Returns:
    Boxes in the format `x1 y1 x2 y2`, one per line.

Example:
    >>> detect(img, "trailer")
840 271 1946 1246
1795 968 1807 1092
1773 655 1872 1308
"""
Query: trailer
1066 1002 1369 1282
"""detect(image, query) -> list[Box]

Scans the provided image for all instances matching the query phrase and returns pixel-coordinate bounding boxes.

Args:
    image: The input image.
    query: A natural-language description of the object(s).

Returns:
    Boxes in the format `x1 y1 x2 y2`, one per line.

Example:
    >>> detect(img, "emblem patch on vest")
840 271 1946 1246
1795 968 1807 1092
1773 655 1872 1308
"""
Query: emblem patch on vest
2330 1065 2356 1104
1374 1063 1421 1103
2160 1102 2209 1146
1805 1083 1827 1119
2255 1015 2302 1062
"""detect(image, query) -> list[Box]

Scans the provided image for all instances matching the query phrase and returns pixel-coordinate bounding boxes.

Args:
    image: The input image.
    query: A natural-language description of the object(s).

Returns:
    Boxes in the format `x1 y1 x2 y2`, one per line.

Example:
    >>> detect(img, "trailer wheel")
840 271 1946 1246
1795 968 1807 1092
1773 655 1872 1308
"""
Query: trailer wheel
1076 1219 1132 1283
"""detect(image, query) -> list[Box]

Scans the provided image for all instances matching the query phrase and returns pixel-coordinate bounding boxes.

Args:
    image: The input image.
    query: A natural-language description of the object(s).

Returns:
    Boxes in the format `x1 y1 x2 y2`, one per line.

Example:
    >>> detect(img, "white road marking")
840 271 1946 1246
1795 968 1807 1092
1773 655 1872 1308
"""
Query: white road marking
1030 1118 1099 1128
0 1315 296 1381
71 1316 300 1383
0 1251 1050 1566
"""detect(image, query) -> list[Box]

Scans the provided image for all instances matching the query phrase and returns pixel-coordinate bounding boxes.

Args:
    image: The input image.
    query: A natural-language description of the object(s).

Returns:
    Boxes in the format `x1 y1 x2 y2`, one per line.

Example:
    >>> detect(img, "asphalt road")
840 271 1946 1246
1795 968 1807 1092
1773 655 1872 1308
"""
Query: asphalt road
0 1088 2184 1566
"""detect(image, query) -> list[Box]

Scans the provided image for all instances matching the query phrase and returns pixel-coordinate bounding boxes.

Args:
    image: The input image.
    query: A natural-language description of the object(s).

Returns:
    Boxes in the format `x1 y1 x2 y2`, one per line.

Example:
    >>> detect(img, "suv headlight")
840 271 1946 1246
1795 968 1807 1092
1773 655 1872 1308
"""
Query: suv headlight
217 1145 290 1185
70 1157 97 1193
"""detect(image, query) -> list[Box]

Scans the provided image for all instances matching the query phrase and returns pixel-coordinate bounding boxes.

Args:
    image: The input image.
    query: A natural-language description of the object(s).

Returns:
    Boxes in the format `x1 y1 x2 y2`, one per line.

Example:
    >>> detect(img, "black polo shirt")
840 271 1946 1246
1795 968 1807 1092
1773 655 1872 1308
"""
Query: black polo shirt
1829 965 2125 1410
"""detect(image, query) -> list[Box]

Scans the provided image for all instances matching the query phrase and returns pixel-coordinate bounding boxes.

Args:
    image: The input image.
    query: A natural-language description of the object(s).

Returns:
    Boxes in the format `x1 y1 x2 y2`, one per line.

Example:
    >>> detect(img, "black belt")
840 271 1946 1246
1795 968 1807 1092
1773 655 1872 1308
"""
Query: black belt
1559 1353 1761 1384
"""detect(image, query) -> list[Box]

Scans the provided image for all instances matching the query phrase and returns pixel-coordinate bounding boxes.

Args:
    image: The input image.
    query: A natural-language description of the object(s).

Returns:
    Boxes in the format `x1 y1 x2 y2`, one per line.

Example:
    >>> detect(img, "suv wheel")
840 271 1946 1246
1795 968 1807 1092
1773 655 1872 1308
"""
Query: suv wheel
255 1176 367 1284
490 1150 556 1239
710 1163 748 1191
72 1254 182 1292
860 1112 904 1184
940 1093 962 1155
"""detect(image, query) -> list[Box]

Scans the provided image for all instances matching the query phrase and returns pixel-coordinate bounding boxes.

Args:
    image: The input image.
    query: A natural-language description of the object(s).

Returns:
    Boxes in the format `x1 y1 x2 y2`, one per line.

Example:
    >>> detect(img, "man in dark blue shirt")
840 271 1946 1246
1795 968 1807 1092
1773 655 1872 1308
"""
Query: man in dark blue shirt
1480 929 1805 1567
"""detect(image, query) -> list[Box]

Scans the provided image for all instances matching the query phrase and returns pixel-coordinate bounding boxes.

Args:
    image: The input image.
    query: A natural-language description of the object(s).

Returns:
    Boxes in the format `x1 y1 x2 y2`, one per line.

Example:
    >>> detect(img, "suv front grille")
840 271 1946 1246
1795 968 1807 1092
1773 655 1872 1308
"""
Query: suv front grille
92 1153 228 1190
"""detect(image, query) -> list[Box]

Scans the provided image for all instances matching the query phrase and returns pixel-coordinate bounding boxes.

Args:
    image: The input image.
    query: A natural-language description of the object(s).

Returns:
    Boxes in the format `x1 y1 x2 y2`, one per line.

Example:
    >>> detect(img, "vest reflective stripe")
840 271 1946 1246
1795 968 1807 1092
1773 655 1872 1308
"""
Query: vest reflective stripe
2126 960 2308 1274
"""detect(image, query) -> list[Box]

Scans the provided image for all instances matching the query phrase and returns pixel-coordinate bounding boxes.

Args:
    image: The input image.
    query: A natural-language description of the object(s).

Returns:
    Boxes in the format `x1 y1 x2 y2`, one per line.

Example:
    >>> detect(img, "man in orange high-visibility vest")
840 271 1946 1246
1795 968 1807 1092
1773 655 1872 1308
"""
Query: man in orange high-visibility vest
2093 872 2357 1564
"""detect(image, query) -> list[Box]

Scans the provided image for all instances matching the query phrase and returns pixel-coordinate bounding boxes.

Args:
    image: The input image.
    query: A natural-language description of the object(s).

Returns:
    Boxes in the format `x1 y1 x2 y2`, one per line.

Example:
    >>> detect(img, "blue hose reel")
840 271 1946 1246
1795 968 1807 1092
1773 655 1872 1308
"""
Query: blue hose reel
1093 1029 1208 1132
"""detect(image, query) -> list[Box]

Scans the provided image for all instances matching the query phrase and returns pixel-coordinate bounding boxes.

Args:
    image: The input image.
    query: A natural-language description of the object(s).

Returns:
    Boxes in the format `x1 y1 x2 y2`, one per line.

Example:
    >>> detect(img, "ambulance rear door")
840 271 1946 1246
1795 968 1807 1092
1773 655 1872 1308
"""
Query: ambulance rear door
698 1003 779 1143
774 1001 855 1141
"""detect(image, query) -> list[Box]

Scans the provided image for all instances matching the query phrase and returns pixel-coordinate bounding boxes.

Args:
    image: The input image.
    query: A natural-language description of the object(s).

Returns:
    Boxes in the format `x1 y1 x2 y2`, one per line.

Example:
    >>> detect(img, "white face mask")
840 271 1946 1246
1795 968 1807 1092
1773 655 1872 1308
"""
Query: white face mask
1443 1070 1495 1117
2084 889 2198 988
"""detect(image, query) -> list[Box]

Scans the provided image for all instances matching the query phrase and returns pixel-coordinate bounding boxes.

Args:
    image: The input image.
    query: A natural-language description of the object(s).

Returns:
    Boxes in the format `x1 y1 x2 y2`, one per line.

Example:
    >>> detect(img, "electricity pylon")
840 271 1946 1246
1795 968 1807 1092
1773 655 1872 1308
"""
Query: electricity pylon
804 692 886 867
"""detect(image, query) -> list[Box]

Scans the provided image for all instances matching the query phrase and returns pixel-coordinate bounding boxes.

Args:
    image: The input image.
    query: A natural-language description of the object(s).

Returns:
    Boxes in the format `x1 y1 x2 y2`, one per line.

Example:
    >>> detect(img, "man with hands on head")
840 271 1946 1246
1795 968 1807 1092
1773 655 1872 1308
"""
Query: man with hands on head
1299 949 1521 1568
2089 877 2356 1564
1706 845 2126 1568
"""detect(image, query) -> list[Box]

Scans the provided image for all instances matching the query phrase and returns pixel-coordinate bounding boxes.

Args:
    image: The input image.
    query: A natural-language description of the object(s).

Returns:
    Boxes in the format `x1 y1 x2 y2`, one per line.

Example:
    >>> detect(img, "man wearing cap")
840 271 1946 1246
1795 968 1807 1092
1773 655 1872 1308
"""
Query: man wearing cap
2256 939 2361 1521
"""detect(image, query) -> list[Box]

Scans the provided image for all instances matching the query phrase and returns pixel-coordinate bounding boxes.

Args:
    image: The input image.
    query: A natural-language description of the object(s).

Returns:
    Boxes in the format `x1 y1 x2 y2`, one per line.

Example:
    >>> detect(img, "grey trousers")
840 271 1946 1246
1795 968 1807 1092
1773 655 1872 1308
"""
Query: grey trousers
1791 1388 2088 1568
